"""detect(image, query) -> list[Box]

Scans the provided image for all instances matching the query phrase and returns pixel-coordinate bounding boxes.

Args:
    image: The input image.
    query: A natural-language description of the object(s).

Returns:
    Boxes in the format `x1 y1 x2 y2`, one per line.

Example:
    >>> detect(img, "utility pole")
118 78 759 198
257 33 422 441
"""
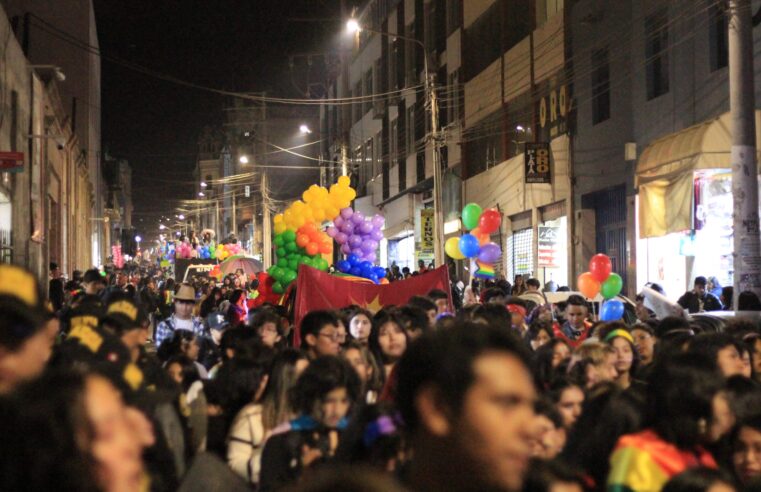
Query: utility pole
232 190 237 238
341 144 349 176
428 71 444 267
262 172 272 268
729 0 761 305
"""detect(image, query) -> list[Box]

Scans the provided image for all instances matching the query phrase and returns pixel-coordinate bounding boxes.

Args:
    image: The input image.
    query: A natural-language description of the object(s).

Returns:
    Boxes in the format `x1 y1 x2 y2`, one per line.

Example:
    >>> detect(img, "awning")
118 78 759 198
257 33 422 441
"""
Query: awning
636 110 761 238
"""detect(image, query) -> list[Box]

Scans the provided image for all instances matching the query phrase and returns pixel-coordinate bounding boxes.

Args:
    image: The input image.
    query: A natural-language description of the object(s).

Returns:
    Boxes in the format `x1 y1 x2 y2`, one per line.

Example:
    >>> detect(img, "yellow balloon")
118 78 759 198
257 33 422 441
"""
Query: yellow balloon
338 175 351 187
274 222 286 234
273 214 284 224
445 237 466 260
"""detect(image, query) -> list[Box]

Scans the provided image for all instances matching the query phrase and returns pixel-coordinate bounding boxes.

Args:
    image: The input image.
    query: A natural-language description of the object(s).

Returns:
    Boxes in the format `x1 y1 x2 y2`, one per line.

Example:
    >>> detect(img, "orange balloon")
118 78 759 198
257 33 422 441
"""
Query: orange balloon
471 226 490 245
305 242 319 256
380 277 389 285
296 234 310 248
577 272 601 299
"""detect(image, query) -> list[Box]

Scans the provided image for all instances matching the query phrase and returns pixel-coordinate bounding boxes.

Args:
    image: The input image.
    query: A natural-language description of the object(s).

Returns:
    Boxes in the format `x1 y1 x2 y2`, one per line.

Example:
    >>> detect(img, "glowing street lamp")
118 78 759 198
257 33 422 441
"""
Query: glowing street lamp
346 18 360 34
299 124 312 135
239 155 249 164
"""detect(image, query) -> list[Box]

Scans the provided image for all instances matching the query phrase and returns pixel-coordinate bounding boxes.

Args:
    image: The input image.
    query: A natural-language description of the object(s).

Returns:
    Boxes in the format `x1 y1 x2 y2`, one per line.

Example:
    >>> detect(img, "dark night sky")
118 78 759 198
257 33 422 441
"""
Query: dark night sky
93 0 347 232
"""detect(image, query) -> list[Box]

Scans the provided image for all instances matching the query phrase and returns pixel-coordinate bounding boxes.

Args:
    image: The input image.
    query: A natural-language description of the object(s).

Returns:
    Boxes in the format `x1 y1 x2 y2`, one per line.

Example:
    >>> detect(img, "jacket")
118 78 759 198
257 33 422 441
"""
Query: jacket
227 403 266 485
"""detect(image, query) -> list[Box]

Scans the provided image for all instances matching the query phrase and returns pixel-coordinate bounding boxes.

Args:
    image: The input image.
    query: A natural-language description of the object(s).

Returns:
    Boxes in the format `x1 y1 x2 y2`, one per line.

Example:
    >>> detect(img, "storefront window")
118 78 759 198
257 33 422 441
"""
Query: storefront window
507 228 533 281
388 235 415 273
538 216 568 289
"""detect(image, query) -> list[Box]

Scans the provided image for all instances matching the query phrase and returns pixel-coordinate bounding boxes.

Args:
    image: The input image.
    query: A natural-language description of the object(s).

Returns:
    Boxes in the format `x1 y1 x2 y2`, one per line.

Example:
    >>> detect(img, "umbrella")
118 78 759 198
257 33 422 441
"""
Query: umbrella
201 229 216 239
219 255 264 276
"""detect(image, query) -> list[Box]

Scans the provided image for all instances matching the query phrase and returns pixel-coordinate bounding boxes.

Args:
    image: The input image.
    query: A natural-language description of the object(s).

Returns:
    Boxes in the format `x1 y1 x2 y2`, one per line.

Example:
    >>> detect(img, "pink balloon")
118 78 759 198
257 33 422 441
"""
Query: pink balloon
349 235 363 248
360 221 374 234
341 244 352 255
351 211 365 224
365 252 377 263
371 230 384 241
340 207 354 219
335 232 348 244
334 217 345 228
326 226 338 238
372 214 385 227
341 222 355 234
352 247 363 257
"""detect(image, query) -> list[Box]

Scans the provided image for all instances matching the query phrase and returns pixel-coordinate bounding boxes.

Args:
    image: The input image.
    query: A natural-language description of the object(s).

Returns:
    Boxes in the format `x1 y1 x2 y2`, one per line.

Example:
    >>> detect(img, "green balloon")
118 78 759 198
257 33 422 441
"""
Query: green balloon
282 268 298 284
276 246 286 256
288 259 299 271
316 258 329 271
600 273 623 300
274 234 285 247
303 257 314 268
283 230 296 242
462 203 483 230
267 265 277 276
285 242 298 252
270 266 282 280
272 282 284 294
277 257 288 267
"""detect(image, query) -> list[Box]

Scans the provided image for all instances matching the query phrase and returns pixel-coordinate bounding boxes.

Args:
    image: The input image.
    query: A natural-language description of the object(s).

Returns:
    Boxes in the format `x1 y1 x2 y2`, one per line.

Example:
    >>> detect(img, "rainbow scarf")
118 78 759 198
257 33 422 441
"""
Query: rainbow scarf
474 260 495 279
607 430 717 492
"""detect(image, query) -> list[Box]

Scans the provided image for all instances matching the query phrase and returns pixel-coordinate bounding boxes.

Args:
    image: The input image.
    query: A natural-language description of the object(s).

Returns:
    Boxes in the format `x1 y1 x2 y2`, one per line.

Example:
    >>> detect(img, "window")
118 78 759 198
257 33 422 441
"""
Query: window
363 69 374 115
446 0 462 35
10 91 18 152
464 109 504 178
591 48 610 125
645 8 669 100
390 119 398 165
536 0 564 26
463 2 501 81
405 23 418 85
507 228 534 281
447 69 462 125
416 153 426 183
406 105 416 152
709 3 728 71
353 81 362 123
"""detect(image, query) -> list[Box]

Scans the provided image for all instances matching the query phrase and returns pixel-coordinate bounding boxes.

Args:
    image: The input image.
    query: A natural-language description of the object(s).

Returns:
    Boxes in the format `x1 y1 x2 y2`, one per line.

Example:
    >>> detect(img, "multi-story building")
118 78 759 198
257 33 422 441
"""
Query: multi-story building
570 0 761 296
0 2 93 285
325 0 465 273
3 0 105 268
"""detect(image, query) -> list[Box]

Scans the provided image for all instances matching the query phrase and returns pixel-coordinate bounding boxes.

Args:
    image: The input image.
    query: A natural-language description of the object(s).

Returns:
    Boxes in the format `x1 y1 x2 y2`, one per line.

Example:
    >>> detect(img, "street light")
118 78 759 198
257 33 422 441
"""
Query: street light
198 192 205 197
135 235 142 243
343 18 445 266
178 214 185 220
299 124 312 135
200 181 207 188
239 155 249 164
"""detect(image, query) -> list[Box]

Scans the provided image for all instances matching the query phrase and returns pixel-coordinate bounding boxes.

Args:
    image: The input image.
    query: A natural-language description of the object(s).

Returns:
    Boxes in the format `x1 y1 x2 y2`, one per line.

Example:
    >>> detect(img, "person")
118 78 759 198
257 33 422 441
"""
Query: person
427 289 450 316
342 340 382 404
251 309 283 349
258 356 361 491
731 414 761 486
369 310 408 381
347 308 373 345
526 319 554 351
662 468 736 492
333 312 349 347
408 295 438 326
689 333 745 378
300 310 341 359
48 262 66 312
512 274 527 296
82 268 107 296
335 403 404 471
101 295 150 363
561 383 644 490
158 329 209 379
103 269 130 301
0 370 151 492
507 298 530 337
601 326 642 392
721 286 734 311
0 264 56 394
548 377 585 430
261 349 310 436
707 277 724 300
631 322 657 370
226 289 248 328
738 291 761 311
396 305 431 340
417 259 428 273
567 342 618 390
606 353 728 491
481 286 509 305
155 283 204 348
532 339 572 390
396 320 537 492
678 276 723 313
553 295 592 348
522 459 586 492
526 278 541 293
531 398 567 459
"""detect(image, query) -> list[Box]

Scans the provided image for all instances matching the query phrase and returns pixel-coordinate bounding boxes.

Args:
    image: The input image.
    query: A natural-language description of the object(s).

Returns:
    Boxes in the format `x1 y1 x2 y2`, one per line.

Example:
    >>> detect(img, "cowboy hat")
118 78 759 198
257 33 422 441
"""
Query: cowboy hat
174 283 197 302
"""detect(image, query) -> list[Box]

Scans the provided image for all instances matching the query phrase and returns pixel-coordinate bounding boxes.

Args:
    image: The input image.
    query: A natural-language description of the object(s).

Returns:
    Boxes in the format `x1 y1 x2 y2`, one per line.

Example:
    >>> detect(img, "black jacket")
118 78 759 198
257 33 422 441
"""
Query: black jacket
677 291 722 313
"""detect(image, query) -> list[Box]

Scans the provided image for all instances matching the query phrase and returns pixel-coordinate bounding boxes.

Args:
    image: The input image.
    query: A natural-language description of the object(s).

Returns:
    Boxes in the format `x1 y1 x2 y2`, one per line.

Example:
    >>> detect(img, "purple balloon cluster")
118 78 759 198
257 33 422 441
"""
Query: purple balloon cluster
326 208 385 264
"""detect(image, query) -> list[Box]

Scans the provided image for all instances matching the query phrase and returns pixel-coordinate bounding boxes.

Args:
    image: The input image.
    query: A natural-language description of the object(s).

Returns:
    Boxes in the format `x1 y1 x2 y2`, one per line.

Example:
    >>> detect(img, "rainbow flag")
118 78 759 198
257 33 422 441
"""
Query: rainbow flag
474 260 495 279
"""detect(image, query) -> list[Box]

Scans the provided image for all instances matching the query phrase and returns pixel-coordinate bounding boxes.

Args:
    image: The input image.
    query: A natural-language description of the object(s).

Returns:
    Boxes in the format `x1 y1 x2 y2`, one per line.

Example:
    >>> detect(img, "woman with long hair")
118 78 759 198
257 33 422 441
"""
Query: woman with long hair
341 340 383 404
368 309 409 382
607 353 730 491
226 289 248 328
346 307 373 346
260 349 310 435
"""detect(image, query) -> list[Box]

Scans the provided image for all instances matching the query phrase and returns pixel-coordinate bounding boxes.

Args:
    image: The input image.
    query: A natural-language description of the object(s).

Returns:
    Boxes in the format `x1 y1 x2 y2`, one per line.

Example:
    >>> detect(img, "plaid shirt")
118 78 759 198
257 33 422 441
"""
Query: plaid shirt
155 315 205 347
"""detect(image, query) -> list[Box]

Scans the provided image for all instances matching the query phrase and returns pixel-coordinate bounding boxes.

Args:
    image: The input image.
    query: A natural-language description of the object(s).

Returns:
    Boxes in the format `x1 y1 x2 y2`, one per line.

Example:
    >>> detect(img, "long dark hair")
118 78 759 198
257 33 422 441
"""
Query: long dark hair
369 309 409 370
0 370 101 492
646 353 725 449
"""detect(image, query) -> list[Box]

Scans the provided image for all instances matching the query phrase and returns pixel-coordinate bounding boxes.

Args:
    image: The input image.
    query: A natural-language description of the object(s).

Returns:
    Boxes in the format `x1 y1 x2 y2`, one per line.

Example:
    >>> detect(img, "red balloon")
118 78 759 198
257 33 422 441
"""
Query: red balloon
478 208 502 234
589 254 613 282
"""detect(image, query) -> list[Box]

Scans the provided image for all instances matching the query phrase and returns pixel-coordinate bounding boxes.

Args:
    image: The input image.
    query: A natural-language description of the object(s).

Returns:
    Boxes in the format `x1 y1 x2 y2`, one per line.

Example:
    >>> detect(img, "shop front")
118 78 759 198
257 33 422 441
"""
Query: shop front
635 110 761 298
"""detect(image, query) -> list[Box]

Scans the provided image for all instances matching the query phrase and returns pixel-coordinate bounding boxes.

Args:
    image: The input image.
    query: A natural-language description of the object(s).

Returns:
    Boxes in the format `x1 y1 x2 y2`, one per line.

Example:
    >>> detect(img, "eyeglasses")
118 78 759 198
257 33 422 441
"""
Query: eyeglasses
318 331 340 342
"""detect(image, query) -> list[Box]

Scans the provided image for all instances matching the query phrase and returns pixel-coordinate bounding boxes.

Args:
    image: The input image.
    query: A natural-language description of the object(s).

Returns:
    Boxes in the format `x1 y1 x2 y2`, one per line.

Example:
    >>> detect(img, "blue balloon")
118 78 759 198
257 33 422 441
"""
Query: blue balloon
600 299 625 322
347 254 360 266
458 234 481 258
359 261 372 270
349 266 363 277
368 273 379 284
373 266 386 278
337 260 351 273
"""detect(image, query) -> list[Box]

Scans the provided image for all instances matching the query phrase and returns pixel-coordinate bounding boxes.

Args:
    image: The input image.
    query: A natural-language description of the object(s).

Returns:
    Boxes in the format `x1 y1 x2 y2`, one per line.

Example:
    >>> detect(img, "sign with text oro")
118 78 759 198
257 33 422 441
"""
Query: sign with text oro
524 143 551 184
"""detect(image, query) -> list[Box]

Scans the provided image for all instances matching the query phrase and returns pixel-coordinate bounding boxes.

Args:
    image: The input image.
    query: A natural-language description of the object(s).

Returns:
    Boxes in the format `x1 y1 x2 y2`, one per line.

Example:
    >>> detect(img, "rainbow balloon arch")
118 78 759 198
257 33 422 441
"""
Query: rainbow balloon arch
266 176 388 294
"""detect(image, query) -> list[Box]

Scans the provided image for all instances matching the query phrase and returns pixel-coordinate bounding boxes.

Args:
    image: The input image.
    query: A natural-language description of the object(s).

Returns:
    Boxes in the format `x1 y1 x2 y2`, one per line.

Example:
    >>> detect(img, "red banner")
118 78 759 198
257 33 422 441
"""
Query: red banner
293 265 451 346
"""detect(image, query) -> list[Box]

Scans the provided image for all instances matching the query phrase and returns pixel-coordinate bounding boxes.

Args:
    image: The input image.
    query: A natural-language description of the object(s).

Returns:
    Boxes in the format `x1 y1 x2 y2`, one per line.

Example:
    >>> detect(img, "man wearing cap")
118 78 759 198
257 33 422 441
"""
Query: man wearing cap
677 276 722 313
102 295 151 363
155 283 204 348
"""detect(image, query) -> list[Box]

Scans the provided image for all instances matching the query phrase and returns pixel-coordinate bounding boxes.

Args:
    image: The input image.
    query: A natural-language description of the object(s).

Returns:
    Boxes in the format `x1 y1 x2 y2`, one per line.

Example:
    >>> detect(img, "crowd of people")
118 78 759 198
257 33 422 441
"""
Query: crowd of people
4 261 761 491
